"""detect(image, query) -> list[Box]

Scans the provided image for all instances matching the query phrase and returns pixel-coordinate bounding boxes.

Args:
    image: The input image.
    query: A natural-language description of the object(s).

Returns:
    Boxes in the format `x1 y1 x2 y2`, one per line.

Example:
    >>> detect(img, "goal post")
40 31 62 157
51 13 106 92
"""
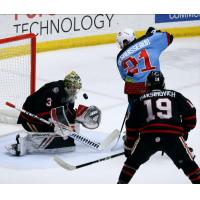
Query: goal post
0 33 36 123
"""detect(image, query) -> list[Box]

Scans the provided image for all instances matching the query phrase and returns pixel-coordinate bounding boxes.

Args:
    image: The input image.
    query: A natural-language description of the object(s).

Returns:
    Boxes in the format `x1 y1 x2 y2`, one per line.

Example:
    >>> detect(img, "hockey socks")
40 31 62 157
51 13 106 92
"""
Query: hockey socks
117 164 136 184
187 168 200 184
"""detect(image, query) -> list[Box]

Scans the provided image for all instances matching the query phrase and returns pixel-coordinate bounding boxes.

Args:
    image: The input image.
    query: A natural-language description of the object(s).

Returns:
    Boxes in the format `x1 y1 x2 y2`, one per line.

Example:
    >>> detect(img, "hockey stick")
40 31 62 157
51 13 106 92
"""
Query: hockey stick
58 123 120 151
50 106 120 150
111 106 128 150
52 118 120 151
5 102 52 125
54 151 124 170
6 102 120 151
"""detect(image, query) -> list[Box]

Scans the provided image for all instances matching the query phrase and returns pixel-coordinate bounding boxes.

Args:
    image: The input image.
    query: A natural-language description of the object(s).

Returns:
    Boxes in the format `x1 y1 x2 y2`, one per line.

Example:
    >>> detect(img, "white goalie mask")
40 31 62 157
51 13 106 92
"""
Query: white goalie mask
116 28 136 49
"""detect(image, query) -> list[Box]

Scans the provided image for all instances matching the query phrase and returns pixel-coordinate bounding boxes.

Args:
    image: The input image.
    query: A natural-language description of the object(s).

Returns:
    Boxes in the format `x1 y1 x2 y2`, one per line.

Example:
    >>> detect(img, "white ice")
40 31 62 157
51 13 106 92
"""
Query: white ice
0 37 200 184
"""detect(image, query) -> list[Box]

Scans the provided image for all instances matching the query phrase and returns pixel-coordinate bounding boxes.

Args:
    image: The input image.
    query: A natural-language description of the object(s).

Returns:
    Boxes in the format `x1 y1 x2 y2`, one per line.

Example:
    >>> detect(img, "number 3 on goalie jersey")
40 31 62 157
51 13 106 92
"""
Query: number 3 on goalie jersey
144 98 172 122
46 98 52 107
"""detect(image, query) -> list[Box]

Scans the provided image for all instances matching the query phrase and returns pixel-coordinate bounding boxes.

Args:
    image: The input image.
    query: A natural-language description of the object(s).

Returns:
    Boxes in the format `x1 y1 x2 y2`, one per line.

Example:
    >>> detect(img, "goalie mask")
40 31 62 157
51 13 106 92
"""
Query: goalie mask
64 71 82 102
76 105 101 129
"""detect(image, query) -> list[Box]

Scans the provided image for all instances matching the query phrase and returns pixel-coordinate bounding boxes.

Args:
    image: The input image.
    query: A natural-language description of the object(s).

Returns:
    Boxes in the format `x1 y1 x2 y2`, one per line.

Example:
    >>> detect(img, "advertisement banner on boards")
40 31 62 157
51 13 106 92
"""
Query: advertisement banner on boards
155 14 200 23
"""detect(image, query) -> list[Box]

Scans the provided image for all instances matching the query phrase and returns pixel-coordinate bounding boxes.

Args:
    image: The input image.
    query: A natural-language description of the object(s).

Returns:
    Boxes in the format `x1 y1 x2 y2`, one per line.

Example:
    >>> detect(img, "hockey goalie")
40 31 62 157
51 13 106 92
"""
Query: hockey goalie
5 71 102 156
6 104 102 156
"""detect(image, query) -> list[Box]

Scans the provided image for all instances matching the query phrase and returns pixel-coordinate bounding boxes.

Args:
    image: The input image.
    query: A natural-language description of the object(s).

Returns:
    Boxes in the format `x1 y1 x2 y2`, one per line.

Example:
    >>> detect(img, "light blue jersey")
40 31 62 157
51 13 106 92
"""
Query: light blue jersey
117 31 171 95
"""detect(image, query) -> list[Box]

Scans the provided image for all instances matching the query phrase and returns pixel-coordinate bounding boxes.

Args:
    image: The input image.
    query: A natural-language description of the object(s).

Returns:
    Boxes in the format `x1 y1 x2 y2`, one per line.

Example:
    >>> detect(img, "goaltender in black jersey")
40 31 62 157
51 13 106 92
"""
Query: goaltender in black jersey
6 71 82 156
118 71 200 184
6 71 101 156
17 72 80 132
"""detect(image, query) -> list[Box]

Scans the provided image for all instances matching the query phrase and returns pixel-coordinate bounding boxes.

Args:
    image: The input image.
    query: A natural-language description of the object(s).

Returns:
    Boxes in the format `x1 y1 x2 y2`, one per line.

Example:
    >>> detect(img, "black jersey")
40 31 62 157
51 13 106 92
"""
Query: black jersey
119 88 200 184
126 89 196 137
18 80 76 125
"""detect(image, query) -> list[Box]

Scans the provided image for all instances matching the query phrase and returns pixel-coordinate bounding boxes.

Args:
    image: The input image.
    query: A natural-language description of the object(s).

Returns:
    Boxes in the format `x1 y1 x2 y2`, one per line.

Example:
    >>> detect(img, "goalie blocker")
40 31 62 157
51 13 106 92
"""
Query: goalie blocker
6 104 102 156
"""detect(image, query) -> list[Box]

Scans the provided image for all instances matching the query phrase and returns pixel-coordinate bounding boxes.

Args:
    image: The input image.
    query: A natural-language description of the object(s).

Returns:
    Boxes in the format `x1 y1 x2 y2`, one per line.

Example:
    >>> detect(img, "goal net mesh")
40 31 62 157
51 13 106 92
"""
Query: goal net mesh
0 34 36 123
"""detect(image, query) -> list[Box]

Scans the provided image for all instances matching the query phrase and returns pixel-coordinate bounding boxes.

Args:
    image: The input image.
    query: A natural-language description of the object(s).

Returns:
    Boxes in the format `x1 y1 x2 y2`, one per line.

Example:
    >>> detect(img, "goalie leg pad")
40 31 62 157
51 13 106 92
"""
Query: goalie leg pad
6 132 75 156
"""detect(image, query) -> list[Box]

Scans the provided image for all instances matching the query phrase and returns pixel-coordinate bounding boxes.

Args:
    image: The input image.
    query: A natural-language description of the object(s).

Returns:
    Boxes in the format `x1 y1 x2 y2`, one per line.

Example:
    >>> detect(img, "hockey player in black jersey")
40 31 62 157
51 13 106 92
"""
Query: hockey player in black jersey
117 71 200 184
17 71 81 132
6 71 82 156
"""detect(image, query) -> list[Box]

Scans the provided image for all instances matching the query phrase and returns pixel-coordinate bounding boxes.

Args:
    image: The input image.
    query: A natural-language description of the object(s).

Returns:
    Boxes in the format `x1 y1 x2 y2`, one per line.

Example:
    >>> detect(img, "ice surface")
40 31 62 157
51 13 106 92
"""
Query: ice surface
0 37 200 183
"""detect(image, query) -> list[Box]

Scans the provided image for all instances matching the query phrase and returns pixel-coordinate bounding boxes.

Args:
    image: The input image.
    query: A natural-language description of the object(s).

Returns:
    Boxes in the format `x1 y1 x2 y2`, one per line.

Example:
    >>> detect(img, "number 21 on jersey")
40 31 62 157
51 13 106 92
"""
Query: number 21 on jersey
122 49 156 75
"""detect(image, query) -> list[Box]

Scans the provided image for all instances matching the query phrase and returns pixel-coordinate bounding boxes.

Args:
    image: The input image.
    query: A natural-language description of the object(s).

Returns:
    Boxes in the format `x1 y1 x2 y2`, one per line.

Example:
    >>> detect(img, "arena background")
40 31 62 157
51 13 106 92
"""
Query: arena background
0 14 199 52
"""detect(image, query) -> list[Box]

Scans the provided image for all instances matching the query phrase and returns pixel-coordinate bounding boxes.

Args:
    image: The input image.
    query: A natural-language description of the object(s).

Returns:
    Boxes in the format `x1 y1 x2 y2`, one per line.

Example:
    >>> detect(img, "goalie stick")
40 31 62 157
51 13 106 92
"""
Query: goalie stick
54 122 119 151
6 102 120 151
5 102 51 125
54 151 124 170
50 106 120 150
6 102 119 150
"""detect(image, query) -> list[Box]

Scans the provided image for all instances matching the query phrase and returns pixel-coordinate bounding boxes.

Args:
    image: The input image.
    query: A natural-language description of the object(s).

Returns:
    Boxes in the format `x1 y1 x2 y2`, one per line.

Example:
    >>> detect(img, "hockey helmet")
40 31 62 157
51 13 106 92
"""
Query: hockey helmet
64 71 82 96
146 71 165 90
116 28 136 49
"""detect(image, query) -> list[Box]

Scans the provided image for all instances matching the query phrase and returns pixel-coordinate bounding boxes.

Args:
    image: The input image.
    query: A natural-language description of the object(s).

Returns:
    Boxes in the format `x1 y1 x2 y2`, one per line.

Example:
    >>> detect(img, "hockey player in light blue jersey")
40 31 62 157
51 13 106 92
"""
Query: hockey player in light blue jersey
116 27 173 106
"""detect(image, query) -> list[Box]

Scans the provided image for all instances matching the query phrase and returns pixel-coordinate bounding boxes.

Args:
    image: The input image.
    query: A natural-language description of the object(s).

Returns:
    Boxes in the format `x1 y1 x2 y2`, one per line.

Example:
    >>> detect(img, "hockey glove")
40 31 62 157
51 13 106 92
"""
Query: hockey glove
146 27 161 35
76 104 101 129
146 27 156 35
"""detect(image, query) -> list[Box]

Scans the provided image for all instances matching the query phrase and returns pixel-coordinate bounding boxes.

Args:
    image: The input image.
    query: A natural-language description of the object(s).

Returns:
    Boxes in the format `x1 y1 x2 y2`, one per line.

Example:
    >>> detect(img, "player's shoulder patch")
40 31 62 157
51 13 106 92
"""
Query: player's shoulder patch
52 87 59 93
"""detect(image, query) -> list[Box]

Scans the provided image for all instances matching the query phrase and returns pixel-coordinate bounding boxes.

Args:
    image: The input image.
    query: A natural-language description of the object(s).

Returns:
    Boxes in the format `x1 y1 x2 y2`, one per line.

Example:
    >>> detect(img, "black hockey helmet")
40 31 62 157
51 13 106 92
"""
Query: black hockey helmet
146 71 165 90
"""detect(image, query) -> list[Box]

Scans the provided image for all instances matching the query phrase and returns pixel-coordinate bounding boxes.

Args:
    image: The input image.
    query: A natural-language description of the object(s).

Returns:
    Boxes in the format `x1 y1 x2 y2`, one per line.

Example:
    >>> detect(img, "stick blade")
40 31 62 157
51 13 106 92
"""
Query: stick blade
98 129 120 150
54 155 76 170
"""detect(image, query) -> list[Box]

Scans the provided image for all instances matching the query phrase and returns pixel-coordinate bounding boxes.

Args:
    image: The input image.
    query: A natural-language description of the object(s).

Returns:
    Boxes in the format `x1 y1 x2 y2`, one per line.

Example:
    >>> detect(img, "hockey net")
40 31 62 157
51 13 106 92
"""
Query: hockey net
0 33 36 123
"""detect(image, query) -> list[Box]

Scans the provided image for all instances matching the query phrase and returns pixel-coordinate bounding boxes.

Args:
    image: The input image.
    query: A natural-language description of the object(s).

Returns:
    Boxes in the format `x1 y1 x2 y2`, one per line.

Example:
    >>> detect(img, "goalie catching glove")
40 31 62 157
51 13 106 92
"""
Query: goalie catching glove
75 104 101 129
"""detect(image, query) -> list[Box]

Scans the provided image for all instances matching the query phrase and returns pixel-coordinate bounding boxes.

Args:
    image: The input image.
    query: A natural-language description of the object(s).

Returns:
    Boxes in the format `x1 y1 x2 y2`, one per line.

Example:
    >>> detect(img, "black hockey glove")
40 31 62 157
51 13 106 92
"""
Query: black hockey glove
146 27 161 35
146 27 156 35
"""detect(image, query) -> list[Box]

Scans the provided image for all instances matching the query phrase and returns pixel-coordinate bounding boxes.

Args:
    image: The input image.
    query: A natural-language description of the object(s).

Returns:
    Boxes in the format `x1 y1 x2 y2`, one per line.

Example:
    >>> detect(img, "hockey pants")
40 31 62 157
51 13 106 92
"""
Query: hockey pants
118 135 200 184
